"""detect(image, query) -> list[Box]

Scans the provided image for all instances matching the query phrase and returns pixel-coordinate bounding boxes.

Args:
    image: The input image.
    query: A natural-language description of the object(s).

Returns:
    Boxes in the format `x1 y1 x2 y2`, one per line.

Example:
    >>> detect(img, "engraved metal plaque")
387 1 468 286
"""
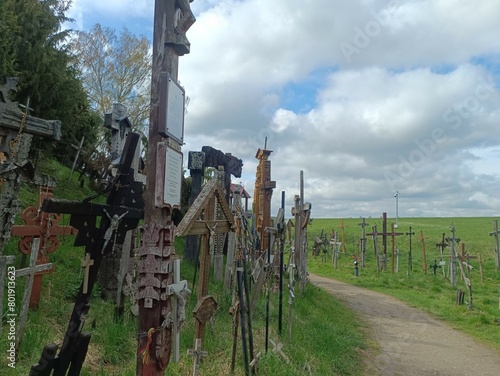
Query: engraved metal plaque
159 72 185 143
164 146 183 206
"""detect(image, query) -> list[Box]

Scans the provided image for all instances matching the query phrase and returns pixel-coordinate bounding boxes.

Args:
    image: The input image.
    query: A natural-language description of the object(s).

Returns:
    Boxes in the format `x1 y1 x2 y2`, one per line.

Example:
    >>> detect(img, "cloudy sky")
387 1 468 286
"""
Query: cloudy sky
66 0 500 219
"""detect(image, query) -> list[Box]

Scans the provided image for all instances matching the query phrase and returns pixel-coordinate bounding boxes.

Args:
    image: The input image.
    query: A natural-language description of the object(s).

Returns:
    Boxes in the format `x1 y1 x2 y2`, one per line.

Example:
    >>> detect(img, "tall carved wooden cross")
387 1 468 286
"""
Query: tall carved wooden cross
253 148 276 253
30 133 144 375
176 178 234 358
136 2 195 373
10 186 76 308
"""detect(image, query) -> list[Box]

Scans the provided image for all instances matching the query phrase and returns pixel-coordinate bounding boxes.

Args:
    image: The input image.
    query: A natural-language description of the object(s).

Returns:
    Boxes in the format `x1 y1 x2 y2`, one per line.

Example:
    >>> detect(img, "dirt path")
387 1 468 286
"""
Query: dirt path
309 274 500 376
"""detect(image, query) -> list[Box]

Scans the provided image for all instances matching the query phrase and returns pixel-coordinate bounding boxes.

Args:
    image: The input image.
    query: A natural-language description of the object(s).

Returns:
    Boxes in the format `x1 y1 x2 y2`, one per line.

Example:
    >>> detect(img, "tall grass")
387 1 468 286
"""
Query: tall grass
0 159 366 375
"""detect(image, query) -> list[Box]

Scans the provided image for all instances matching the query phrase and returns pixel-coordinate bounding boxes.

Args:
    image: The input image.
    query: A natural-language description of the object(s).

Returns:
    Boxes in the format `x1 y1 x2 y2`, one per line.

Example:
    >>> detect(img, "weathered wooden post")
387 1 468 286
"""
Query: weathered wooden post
446 225 460 287
489 220 500 269
358 218 369 267
389 223 404 273
136 1 195 374
367 226 380 273
68 136 85 181
405 226 415 274
416 230 429 274
340 219 346 254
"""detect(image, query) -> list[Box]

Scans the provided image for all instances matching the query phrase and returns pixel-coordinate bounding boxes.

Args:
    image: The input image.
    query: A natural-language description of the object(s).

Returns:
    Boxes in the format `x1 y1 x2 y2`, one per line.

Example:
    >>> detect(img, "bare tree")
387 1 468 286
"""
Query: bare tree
70 24 152 137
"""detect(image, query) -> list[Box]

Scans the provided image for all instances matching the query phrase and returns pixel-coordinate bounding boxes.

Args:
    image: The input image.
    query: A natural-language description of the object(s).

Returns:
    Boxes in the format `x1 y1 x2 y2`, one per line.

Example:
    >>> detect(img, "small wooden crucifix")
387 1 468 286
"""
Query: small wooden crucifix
81 253 94 294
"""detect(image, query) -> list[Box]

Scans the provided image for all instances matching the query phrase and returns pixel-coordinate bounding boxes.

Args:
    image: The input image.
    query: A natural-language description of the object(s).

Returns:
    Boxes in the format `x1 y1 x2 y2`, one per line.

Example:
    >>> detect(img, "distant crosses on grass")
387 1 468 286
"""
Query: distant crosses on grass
405 226 415 274
416 230 429 274
489 219 500 270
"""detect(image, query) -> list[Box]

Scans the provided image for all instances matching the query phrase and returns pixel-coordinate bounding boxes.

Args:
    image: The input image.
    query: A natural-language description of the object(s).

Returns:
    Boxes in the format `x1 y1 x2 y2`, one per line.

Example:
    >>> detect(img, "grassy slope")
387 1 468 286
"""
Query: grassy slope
308 217 500 352
0 159 366 376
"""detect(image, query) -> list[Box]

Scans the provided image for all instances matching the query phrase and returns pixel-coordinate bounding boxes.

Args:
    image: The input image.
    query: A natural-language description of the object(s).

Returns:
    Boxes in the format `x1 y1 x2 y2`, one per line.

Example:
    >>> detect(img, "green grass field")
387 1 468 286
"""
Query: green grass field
0 160 366 376
1 157 499 374
307 216 500 352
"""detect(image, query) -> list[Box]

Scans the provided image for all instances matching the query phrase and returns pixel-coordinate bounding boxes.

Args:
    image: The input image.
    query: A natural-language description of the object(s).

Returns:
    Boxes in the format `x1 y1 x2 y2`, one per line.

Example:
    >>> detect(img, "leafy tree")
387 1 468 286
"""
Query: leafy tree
69 24 152 137
0 0 100 157
0 0 18 78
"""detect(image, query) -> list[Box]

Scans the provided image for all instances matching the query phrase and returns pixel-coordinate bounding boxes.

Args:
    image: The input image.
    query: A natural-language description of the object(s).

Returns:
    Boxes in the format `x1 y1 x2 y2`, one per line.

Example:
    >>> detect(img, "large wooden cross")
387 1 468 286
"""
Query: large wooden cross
176 178 234 350
30 133 144 375
10 186 76 308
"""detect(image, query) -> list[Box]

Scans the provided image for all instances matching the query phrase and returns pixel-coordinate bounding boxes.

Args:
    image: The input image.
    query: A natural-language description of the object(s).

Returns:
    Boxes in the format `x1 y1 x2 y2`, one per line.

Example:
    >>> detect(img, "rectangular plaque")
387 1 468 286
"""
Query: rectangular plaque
159 72 185 143
164 146 183 207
